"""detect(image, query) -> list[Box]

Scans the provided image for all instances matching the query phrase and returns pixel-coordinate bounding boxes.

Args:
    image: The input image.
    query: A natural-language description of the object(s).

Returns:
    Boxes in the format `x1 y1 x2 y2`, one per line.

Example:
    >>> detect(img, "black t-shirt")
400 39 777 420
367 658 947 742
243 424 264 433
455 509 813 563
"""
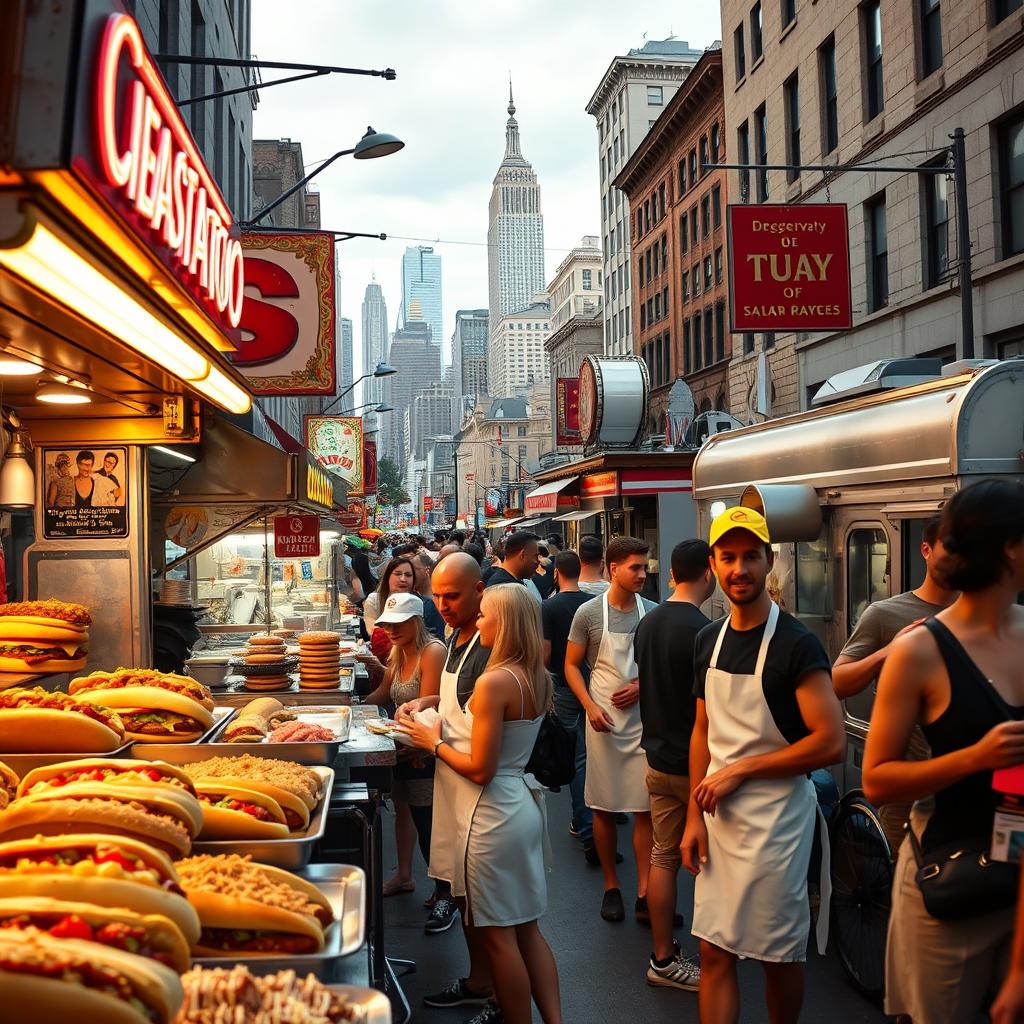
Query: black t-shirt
636 600 710 775
693 609 831 745
445 629 492 707
484 567 522 588
533 565 555 599
541 590 595 687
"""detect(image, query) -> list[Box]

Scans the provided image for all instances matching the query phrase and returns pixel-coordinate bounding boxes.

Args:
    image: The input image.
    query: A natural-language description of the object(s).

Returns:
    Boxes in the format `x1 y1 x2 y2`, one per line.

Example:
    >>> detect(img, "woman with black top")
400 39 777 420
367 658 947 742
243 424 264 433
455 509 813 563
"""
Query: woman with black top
864 479 1024 1024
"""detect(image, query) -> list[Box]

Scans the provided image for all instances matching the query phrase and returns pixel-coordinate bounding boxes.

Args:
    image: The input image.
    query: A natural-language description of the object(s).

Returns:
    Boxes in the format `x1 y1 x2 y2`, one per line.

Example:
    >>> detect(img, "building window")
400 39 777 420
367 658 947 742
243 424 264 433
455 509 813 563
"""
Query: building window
784 73 800 181
715 303 726 361
920 0 943 78
734 24 747 80
751 2 764 62
704 308 714 364
713 184 722 228
996 0 1024 23
700 136 710 174
711 123 721 163
743 332 755 354
658 182 667 218
647 86 664 105
644 200 651 233
1000 113 1024 257
645 249 652 284
704 256 713 290
661 234 668 270
640 305 647 330
189 1 207 149
738 121 751 202
754 104 769 201
691 207 699 245
680 213 688 253
820 35 839 155
663 286 669 317
692 262 701 297
864 0 884 122
654 293 662 321
866 191 889 311
715 247 723 284
682 269 690 303
763 331 776 349
922 164 949 287
701 195 711 237
694 314 703 369
781 0 796 29
683 320 692 373
582 268 592 290
689 150 698 187
678 159 687 195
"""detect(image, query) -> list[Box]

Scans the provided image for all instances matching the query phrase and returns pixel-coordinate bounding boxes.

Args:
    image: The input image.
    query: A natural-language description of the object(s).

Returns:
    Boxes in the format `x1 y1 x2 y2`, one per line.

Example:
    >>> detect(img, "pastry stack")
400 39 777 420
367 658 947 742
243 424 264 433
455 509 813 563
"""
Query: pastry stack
297 631 341 690
239 635 291 692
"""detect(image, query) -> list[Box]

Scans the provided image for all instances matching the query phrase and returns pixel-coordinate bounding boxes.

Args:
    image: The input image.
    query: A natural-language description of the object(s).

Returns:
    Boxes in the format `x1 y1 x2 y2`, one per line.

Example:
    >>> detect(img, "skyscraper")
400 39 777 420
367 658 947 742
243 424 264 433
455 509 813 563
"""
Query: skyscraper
360 278 388 407
486 83 545 332
451 309 489 422
337 317 353 410
386 322 442 469
401 246 443 357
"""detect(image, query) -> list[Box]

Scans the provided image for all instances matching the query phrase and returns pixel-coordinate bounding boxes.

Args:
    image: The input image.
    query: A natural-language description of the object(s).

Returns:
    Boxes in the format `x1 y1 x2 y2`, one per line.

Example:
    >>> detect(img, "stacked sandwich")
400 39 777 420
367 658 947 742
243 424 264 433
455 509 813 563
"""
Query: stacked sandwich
0 686 126 753
223 696 296 743
237 635 294 692
297 631 341 690
0 758 204 858
184 754 321 838
70 668 215 743
0 599 91 674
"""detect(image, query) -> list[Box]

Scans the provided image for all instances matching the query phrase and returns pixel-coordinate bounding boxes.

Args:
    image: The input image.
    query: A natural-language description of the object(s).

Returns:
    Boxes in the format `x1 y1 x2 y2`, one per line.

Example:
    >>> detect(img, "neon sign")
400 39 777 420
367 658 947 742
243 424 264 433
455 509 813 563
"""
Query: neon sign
94 14 244 329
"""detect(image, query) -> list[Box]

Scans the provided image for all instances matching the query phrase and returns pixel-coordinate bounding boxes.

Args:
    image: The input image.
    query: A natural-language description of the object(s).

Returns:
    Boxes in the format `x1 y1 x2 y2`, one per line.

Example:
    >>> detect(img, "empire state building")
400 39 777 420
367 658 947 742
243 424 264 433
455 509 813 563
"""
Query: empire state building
486 84 545 343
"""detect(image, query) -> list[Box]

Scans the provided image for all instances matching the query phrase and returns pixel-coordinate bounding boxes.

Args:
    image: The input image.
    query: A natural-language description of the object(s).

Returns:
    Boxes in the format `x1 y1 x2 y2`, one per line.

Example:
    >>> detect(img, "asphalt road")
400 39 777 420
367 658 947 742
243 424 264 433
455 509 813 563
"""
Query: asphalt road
382 787 885 1023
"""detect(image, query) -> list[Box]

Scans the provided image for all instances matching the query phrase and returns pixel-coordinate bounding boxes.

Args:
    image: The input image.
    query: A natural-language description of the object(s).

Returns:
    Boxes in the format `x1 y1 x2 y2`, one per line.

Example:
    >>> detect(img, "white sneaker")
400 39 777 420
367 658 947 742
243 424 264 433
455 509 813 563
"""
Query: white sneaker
646 954 700 991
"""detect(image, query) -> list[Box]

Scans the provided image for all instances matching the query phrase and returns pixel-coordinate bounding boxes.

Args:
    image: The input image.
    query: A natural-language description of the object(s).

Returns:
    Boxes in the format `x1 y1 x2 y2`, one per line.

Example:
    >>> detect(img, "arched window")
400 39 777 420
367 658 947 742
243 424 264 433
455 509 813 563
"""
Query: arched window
715 390 727 411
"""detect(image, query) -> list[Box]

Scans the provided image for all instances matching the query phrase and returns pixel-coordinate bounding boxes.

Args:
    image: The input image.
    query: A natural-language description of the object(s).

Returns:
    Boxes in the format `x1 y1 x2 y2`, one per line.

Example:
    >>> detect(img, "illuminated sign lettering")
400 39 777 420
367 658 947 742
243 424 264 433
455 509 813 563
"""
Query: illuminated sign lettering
94 14 244 328
306 463 333 508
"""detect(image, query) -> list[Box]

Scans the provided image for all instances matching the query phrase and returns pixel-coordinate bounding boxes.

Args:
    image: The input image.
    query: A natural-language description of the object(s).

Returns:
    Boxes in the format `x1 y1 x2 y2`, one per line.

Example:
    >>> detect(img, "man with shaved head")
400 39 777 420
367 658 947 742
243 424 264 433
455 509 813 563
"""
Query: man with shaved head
436 542 463 563
396 552 497 1012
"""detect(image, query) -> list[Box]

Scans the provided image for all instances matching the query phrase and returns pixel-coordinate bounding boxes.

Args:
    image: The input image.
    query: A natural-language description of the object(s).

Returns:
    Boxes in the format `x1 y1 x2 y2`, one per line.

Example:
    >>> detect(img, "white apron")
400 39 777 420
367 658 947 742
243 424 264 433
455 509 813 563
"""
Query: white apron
584 593 649 813
428 632 483 890
691 602 831 962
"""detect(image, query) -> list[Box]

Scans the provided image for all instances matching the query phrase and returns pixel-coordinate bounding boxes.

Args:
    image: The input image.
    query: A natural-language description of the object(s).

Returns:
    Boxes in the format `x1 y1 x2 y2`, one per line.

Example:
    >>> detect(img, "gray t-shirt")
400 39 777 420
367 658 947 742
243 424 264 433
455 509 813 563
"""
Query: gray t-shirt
840 591 946 660
568 595 657 667
577 579 610 597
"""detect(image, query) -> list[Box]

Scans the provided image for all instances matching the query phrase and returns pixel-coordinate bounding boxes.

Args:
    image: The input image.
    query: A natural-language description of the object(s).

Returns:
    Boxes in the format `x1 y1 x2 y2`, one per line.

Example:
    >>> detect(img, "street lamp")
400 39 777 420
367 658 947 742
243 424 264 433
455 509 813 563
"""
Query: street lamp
320 362 397 416
246 127 404 226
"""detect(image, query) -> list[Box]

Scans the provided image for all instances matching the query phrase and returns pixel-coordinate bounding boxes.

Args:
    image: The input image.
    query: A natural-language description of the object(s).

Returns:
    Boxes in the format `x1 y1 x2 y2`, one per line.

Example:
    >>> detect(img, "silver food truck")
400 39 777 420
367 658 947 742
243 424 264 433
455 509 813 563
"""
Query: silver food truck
691 358 1024 999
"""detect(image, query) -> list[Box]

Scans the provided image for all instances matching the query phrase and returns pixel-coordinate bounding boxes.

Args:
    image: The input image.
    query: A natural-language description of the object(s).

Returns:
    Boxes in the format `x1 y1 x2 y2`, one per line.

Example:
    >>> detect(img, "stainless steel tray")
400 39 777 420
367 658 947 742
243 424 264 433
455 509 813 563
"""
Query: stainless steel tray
194 706 353 766
192 863 365 978
0 740 136 778
326 985 391 1024
213 686 354 709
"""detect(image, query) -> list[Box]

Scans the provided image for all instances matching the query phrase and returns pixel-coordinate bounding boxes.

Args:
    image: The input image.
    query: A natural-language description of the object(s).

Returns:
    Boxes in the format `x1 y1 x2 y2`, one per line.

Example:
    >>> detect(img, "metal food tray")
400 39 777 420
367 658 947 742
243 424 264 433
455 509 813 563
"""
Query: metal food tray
325 985 391 1024
227 655 299 676
194 707 353 766
192 863 365 978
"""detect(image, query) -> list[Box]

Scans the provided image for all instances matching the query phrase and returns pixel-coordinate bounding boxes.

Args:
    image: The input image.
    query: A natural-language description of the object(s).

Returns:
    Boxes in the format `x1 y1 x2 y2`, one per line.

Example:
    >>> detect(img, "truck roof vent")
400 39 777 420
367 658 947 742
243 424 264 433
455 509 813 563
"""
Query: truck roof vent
811 358 943 407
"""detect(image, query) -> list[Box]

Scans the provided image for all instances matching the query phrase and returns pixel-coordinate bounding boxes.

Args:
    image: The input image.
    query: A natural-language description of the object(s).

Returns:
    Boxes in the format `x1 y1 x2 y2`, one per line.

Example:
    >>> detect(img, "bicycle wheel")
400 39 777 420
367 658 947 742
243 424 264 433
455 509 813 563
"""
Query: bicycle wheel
830 795 892 1002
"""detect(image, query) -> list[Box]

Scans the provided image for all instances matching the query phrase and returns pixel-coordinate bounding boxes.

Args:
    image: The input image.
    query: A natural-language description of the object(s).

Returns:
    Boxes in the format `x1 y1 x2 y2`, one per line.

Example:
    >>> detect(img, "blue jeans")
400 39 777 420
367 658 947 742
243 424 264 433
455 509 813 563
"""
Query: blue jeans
553 683 592 845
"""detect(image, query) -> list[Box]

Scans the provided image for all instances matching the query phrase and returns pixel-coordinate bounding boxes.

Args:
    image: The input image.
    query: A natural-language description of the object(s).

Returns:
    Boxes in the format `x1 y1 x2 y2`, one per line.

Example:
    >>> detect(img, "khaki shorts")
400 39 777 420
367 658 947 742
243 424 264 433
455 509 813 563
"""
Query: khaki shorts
646 766 690 871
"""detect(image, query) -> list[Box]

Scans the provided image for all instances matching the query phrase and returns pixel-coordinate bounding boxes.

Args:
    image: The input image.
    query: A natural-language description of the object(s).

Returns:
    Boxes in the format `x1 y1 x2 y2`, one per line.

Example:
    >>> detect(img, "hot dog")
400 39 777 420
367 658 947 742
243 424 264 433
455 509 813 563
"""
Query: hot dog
0 688 125 753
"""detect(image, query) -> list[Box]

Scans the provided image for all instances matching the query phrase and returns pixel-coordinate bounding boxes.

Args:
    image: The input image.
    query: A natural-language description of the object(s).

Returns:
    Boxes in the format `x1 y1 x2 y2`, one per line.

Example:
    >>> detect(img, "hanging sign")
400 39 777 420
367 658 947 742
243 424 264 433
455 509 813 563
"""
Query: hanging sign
577 356 649 448
362 438 377 498
336 499 367 532
556 378 581 447
423 497 434 511
274 514 320 558
727 204 853 332
305 416 364 494
231 232 337 395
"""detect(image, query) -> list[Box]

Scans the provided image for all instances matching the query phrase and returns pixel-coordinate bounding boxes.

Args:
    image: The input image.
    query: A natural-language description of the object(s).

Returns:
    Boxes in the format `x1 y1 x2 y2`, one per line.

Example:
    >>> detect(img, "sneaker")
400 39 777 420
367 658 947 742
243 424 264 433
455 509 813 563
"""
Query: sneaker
635 896 684 928
423 977 491 1008
646 954 701 991
424 898 459 935
601 887 625 922
583 844 624 867
463 1004 504 1024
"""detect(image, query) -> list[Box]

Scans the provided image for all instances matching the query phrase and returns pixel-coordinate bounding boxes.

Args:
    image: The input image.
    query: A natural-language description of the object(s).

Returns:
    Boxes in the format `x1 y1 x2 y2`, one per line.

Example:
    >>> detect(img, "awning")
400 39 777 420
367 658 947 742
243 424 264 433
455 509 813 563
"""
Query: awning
553 509 602 522
488 517 523 530
263 415 306 455
523 476 580 515
516 518 548 530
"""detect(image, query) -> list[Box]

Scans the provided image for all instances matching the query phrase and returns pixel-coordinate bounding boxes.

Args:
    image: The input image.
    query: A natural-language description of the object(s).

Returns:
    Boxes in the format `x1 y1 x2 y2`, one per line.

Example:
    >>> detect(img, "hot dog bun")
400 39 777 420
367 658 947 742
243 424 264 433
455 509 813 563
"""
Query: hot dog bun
193 775 310 831
0 761 16 810
17 758 195 799
70 668 215 712
194 783 290 840
0 689 125 753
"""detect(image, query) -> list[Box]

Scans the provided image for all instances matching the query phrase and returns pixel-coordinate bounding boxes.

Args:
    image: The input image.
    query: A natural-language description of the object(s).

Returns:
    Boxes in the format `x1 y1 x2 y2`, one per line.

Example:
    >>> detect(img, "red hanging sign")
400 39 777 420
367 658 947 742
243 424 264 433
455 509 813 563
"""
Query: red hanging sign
274 514 320 558
556 378 581 447
727 204 852 333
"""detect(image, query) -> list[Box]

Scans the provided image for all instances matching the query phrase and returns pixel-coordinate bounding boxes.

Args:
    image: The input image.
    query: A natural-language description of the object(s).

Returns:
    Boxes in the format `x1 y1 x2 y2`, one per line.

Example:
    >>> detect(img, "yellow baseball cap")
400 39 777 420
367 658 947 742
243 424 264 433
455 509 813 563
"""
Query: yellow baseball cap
709 506 771 547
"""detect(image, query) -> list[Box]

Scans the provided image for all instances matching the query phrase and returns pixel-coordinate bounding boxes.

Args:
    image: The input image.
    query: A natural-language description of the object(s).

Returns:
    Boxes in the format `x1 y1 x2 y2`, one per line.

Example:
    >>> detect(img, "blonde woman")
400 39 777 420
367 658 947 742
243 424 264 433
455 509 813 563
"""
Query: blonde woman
401 583 562 1024
362 593 446 898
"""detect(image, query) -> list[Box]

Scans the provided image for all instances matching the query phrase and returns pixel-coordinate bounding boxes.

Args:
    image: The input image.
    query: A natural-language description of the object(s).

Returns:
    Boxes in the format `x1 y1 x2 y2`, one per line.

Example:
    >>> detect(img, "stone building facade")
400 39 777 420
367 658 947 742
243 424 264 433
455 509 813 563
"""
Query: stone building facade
616 48 730 431
488 300 551 397
721 0 1024 418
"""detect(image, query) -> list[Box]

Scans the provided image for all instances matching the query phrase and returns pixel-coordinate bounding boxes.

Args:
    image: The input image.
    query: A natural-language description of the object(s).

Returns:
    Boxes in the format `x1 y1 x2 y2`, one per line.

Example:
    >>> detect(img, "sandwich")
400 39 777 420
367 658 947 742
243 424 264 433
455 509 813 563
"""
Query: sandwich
223 715 269 743
0 896 190 972
70 669 215 743
0 834 201 945
193 782 290 840
0 599 90 673
0 760 17 810
0 926 183 1024
0 687 125 753
17 758 197 800
176 853 333 955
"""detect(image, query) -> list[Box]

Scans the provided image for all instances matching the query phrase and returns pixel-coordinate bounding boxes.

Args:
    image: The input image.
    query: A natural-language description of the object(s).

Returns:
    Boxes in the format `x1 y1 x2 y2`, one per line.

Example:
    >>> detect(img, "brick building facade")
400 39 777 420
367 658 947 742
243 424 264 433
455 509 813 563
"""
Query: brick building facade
615 49 731 432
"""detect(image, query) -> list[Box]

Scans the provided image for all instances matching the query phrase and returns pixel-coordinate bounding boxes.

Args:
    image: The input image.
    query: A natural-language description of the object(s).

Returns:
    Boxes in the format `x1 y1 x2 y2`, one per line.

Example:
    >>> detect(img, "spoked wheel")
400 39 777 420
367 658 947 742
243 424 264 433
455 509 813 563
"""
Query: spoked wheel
830 795 892 1003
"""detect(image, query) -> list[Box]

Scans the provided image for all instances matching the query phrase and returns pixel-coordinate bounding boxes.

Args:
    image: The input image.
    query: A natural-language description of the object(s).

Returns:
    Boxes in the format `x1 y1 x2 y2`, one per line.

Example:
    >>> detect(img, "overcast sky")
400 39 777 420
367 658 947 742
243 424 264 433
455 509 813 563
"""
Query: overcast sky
251 1 722 380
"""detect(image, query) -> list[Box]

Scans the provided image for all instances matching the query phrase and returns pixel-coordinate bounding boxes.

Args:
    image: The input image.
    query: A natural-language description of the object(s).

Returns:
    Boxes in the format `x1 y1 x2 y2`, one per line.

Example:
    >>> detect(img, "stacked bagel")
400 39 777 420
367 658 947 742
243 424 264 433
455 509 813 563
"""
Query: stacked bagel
238 635 293 692
297 631 340 690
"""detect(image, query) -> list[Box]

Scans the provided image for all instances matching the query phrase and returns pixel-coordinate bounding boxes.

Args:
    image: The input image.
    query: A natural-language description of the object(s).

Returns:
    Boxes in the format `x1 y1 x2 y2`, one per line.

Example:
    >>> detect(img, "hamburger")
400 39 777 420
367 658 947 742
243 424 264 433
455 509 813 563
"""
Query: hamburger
0 761 17 810
0 599 90 673
0 897 190 972
0 926 183 1024
176 853 332 955
70 669 214 743
0 834 201 945
193 782 290 840
0 687 125 753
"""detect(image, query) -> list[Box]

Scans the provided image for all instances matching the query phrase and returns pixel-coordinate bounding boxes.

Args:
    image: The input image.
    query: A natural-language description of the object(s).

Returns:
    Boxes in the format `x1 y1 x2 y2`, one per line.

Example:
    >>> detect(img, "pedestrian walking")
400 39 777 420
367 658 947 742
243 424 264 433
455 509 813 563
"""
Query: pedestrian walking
564 536 657 923
412 550 447 639
863 479 1024 1024
541 549 595 858
577 534 610 597
683 506 844 1024
401 583 562 1024
636 539 715 992
484 531 542 600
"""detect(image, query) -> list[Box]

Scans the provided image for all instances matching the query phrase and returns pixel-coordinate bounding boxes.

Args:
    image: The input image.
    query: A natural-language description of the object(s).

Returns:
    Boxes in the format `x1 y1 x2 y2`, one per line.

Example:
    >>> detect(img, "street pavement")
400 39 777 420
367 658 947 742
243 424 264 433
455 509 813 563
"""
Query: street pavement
382 787 885 1023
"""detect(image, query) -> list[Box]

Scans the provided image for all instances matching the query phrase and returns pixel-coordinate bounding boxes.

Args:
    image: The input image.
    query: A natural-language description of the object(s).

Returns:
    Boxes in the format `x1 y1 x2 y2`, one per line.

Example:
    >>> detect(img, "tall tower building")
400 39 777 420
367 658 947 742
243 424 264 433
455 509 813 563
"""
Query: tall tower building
386 322 442 469
486 84 545 335
337 317 354 410
401 246 443 357
451 309 489 423
586 39 703 357
360 278 389 408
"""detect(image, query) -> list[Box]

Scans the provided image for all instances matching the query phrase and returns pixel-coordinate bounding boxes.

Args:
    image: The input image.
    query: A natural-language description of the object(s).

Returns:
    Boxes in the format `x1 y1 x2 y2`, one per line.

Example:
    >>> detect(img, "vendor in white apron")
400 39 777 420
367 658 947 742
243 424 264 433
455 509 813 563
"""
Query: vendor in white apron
683 508 845 1024
564 537 656 924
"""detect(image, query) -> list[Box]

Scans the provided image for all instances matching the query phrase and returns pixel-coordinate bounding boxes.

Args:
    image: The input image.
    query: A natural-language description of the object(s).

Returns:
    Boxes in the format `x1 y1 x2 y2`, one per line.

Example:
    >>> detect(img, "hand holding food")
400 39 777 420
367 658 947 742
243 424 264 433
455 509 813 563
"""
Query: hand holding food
0 599 91 673
0 687 125 753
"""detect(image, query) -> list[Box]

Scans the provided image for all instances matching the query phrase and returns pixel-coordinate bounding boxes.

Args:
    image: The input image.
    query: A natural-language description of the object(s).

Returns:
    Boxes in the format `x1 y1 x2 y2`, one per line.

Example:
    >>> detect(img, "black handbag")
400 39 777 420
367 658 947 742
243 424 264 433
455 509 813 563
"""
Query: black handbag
907 826 1018 921
526 711 577 790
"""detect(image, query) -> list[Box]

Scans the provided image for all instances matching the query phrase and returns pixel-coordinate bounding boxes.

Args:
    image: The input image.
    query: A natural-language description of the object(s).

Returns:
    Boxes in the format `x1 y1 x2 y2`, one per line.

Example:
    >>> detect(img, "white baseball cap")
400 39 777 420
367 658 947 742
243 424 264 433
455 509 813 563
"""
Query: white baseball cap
375 592 424 626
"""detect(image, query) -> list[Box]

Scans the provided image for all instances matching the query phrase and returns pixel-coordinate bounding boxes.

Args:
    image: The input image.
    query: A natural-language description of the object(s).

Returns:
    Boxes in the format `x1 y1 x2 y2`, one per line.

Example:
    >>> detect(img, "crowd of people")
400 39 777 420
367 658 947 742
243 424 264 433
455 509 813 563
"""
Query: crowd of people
348 479 1024 1024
